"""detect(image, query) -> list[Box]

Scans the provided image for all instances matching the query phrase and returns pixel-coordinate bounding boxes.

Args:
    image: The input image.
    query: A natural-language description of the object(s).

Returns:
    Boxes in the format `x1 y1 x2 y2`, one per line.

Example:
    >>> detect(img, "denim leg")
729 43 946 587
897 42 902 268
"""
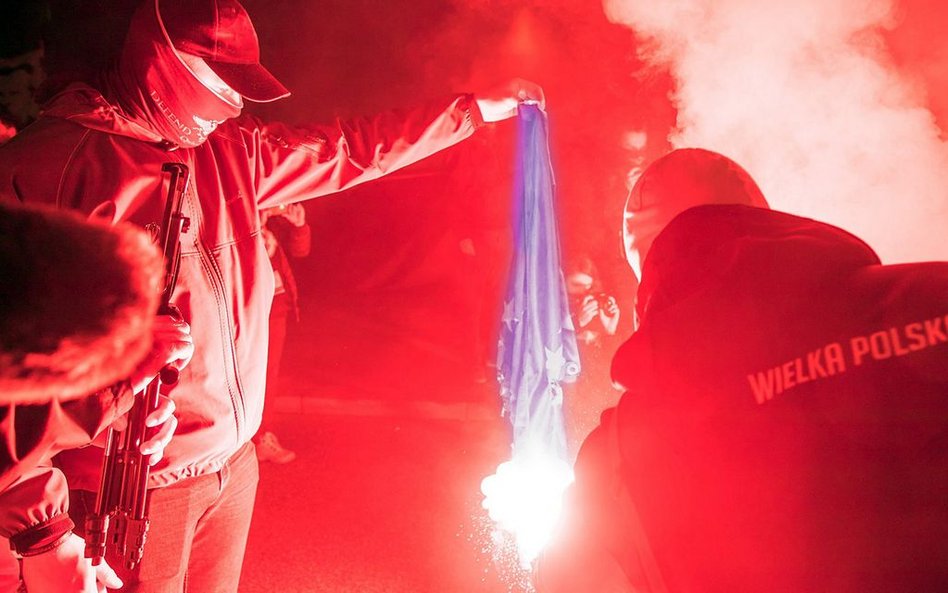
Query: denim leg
71 470 218 593
184 442 259 593
70 443 258 593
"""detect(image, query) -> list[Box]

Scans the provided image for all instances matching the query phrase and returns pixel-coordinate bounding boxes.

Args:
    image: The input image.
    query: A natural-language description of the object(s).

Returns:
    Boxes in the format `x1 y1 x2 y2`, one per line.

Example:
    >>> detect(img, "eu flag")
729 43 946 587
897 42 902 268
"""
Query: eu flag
497 104 580 462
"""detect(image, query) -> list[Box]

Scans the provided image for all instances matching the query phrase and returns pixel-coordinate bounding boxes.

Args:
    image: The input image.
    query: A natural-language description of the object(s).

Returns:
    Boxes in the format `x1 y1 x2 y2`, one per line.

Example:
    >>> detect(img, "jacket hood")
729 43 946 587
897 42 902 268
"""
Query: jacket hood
41 84 168 144
635 204 880 322
614 204 881 392
0 201 161 404
41 0 241 148
624 148 769 280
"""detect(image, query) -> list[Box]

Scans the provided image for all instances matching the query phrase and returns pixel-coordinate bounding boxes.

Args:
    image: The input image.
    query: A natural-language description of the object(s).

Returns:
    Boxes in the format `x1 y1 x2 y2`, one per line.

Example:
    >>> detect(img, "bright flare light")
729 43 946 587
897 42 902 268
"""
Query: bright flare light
480 442 574 569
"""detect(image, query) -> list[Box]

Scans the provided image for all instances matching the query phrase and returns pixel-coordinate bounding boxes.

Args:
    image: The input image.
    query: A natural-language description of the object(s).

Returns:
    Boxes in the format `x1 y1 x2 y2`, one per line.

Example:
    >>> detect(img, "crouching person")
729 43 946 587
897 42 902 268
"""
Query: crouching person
536 148 948 593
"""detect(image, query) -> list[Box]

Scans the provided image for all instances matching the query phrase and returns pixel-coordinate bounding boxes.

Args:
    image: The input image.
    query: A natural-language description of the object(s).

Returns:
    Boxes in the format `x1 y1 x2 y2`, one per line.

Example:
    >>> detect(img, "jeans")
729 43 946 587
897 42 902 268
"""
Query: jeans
70 441 259 593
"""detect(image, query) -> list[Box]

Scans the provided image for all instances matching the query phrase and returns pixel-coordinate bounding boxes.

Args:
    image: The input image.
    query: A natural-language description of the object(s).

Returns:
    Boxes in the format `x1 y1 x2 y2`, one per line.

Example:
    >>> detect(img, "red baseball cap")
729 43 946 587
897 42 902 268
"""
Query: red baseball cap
158 0 290 103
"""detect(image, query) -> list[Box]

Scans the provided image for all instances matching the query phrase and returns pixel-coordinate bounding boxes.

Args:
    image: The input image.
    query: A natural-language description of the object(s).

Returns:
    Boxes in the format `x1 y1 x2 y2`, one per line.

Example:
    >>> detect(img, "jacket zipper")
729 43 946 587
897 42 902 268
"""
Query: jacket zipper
180 166 247 446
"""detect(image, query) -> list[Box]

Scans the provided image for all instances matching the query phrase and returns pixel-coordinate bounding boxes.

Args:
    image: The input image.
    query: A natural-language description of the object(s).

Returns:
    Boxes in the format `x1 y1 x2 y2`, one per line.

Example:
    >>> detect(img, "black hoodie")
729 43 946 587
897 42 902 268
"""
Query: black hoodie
560 204 948 593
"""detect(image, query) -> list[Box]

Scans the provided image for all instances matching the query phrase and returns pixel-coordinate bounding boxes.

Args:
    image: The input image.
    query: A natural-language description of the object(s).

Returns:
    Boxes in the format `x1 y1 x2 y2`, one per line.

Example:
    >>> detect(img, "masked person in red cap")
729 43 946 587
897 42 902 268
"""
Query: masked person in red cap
536 148 948 593
0 0 543 591
0 201 192 593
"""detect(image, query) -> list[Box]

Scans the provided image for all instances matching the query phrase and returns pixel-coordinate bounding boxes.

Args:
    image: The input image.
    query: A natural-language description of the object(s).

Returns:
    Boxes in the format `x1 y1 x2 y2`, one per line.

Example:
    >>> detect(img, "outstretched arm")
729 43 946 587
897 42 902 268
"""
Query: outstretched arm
252 79 544 208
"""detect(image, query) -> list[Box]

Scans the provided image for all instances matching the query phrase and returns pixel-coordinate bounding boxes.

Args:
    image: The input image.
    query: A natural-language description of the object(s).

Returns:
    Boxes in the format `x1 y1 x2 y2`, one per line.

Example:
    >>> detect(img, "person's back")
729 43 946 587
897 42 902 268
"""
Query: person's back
538 149 948 592
613 204 948 591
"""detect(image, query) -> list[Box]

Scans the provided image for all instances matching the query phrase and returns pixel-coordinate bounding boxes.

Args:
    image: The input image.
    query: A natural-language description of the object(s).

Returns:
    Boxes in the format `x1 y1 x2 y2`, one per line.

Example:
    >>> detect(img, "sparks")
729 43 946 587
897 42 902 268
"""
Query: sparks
480 439 574 569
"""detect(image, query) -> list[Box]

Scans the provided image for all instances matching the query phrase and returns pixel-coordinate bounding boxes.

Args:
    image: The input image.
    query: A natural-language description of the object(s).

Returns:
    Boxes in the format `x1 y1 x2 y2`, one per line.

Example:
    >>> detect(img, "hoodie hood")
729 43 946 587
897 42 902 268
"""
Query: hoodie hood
624 148 769 280
635 204 880 322
41 83 168 144
613 203 881 394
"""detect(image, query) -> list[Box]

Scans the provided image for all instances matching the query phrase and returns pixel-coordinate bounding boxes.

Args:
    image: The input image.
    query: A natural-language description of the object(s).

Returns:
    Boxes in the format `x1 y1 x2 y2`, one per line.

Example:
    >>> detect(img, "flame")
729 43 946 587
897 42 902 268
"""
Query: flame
480 442 574 569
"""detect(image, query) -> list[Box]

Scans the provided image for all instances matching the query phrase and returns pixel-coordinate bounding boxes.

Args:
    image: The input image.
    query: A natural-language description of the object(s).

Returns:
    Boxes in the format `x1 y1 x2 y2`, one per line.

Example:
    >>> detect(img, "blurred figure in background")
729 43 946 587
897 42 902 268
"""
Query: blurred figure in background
566 254 620 344
0 48 44 137
562 254 623 457
537 148 948 592
254 203 311 464
0 3 47 142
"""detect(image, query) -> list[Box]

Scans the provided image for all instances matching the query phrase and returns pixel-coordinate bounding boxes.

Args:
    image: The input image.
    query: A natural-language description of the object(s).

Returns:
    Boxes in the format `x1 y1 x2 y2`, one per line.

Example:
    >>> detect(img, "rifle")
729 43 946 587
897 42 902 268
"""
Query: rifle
84 162 191 569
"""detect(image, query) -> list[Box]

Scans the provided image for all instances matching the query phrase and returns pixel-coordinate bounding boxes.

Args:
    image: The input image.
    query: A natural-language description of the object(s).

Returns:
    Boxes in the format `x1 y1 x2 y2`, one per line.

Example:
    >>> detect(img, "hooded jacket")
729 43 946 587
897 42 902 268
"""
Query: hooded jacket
547 204 948 593
0 0 482 551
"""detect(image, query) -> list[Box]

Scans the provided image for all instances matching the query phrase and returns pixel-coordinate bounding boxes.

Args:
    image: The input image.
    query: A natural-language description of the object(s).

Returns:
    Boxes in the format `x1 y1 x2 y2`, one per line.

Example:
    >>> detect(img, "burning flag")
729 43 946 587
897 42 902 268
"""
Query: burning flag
481 103 579 569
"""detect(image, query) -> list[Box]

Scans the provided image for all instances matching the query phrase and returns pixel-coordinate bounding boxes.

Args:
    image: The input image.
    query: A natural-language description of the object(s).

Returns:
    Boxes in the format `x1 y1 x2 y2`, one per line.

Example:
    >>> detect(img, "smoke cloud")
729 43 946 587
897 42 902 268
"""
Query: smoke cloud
604 0 948 263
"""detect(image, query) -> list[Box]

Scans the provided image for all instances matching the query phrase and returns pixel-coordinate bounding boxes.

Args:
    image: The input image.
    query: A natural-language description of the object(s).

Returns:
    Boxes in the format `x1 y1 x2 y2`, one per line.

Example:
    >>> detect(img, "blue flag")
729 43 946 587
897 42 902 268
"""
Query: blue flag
497 104 580 462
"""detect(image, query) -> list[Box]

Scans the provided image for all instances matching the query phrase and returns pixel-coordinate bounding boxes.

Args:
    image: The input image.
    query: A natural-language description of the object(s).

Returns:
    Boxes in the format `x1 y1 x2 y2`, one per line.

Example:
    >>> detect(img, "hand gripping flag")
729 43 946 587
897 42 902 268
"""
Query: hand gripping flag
497 104 580 463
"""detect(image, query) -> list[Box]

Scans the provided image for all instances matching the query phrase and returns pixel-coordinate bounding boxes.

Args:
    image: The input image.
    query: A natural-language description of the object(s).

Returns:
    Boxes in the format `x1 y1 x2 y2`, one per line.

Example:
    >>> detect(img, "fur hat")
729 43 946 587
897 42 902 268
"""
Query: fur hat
0 201 161 404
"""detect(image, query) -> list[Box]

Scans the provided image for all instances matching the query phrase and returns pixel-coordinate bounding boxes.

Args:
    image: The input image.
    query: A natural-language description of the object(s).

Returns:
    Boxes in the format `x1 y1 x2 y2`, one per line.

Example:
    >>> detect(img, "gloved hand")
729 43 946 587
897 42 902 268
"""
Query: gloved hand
20 533 123 593
475 78 546 122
